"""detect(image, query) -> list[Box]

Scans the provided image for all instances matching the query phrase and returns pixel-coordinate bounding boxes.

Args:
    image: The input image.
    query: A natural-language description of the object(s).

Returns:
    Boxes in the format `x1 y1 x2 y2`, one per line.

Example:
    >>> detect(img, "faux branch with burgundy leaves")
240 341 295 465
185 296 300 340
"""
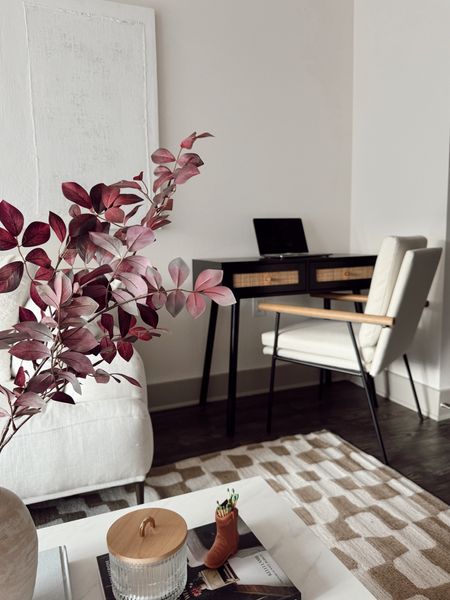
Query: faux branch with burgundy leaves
0 132 235 451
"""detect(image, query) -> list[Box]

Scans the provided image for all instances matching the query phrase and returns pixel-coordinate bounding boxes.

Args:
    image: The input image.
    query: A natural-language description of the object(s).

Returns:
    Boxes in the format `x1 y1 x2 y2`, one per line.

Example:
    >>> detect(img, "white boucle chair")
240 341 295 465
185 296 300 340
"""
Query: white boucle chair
260 236 442 465
0 256 153 505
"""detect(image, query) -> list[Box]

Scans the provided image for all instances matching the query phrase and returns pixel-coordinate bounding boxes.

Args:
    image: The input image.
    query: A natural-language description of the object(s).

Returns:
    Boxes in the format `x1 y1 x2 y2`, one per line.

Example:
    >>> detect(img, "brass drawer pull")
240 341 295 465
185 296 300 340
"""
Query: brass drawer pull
233 270 299 288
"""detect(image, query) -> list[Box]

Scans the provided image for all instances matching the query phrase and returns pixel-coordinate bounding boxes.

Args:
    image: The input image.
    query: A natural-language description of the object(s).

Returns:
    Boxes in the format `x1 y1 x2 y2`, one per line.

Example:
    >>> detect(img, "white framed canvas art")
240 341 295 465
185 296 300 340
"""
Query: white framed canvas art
0 0 158 216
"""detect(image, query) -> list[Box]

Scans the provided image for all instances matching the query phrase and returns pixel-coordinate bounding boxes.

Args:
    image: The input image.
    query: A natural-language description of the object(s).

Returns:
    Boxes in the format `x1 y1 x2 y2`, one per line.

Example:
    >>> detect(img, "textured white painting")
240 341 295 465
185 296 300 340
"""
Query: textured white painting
18 0 157 214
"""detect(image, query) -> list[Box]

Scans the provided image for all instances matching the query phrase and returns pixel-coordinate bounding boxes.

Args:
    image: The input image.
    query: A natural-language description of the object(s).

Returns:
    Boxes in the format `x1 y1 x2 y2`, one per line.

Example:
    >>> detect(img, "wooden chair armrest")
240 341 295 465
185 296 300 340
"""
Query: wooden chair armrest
310 292 369 303
258 302 394 327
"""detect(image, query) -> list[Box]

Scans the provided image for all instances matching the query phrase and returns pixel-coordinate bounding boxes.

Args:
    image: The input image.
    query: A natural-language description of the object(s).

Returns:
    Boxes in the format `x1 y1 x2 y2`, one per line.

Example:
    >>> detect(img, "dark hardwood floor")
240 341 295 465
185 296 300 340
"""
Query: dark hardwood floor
151 380 450 504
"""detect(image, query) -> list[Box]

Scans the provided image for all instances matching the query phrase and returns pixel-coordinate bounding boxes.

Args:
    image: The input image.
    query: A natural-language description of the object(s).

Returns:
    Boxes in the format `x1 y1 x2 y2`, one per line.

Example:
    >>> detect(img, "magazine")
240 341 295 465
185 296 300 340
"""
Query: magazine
97 515 301 599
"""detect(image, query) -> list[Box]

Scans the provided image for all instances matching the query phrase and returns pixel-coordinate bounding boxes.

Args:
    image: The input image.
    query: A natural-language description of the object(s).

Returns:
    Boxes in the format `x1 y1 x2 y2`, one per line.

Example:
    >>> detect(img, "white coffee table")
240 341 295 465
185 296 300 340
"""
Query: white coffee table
37 476 374 599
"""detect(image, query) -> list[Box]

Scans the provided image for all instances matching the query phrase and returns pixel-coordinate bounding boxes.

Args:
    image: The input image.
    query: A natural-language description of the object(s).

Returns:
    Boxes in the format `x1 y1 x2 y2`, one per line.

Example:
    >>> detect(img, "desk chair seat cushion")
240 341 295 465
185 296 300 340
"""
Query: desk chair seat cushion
262 320 365 372
359 235 427 362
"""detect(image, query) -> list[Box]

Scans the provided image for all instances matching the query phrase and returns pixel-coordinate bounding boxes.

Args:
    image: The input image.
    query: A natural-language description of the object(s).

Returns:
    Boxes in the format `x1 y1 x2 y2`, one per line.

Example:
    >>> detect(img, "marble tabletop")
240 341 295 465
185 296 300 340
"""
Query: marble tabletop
37 476 375 599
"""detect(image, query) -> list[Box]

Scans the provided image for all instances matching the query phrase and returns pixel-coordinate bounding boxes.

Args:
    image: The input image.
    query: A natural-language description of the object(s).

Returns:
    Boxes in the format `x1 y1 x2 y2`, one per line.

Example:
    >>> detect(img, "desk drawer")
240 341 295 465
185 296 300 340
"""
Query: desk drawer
233 270 299 288
315 265 374 283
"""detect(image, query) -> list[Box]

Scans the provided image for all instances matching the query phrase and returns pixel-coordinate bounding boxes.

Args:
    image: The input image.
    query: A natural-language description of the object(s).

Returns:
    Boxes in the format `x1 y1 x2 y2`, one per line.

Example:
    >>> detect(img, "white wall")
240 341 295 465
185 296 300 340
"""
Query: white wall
351 1 450 411
115 0 354 389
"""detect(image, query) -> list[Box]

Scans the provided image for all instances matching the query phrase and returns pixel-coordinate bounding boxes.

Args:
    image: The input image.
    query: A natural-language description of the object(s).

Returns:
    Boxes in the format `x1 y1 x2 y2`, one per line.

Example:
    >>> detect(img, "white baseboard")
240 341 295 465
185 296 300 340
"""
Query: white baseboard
147 363 322 412
350 371 450 422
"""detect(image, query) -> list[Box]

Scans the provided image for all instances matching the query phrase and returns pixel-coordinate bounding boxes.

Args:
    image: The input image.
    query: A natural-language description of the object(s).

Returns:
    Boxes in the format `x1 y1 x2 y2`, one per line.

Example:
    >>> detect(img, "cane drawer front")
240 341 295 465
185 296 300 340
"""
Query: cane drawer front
309 257 376 291
233 270 299 288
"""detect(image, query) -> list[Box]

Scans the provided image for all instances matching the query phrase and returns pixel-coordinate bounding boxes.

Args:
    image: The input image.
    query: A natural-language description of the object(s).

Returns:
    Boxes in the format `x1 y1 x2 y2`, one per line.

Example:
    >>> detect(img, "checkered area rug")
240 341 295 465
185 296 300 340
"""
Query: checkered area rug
30 430 450 600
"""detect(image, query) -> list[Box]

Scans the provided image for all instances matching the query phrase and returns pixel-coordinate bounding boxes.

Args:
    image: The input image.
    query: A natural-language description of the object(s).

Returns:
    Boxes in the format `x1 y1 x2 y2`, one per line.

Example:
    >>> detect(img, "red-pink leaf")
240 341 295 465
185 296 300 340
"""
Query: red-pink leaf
153 172 174 193
51 391 75 404
34 266 55 281
177 153 204 168
22 221 51 247
105 207 125 223
145 267 162 289
25 248 51 268
100 314 114 338
166 290 186 317
117 340 133 361
113 289 138 315
137 303 159 328
59 351 95 375
64 296 98 317
196 132 213 139
18 306 37 322
89 231 123 257
14 366 26 388
53 272 72 304
194 269 223 291
27 372 54 393
118 256 150 276
128 326 152 341
117 272 148 298
10 340 50 360
49 211 67 242
133 171 144 181
36 283 59 308
153 165 171 176
0 200 24 236
14 322 53 342
151 148 176 164
69 204 81 218
0 227 18 250
102 186 120 209
94 368 110 383
15 391 45 410
69 214 97 237
201 286 236 305
180 132 197 150
30 281 47 310
111 180 142 189
0 261 24 293
125 225 156 252
62 328 98 352
112 372 141 387
168 257 189 287
100 337 117 363
174 164 200 184
115 194 143 206
62 182 92 209
150 291 167 309
55 370 82 394
186 292 206 318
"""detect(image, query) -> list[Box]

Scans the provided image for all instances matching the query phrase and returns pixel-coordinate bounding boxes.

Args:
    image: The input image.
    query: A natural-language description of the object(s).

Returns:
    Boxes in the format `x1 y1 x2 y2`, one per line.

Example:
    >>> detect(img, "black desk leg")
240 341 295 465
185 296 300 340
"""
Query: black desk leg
227 299 240 437
199 302 219 406
323 298 332 385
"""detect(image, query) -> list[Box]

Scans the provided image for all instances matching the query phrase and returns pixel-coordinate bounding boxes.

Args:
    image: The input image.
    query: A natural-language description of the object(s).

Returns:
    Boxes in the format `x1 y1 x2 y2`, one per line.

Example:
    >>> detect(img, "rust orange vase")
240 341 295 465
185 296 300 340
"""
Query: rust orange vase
204 508 239 569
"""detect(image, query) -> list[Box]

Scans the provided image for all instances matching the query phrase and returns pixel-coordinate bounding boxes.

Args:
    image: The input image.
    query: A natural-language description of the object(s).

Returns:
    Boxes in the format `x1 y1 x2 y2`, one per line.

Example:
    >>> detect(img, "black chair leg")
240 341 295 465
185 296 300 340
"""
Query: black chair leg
366 374 379 408
136 481 145 505
267 355 277 434
403 354 424 422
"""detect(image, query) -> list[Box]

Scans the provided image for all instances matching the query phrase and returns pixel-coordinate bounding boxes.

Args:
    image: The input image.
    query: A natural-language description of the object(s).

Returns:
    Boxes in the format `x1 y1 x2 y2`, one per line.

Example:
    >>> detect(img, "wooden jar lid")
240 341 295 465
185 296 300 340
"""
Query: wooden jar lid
107 508 187 565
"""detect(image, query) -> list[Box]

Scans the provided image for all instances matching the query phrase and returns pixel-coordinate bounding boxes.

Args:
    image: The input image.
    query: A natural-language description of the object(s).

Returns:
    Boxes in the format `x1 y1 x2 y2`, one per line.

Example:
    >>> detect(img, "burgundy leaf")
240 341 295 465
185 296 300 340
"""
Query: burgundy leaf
15 391 45 410
166 290 186 317
90 183 107 213
0 384 16 406
180 132 197 150
133 171 144 181
27 372 54 393
100 313 114 338
112 372 141 387
177 153 204 168
9 340 50 360
118 306 133 338
100 337 117 363
59 351 95 375
102 186 120 209
49 211 67 242
202 286 236 306
51 391 75 404
168 257 189 287
186 292 206 318
125 225 155 252
14 322 53 342
115 194 143 206
0 200 24 236
89 231 123 257
30 281 48 310
62 328 98 352
194 269 223 291
25 248 51 268
62 248 77 266
18 306 37 322
137 303 159 328
64 296 98 317
105 207 125 223
22 222 51 247
0 227 18 250
69 214 97 237
196 131 213 139
78 265 112 286
151 148 176 164
62 182 92 209
34 266 55 281
153 172 174 193
14 366 26 388
111 180 142 189
0 261 24 293
174 164 200 184
128 326 152 341
117 340 133 361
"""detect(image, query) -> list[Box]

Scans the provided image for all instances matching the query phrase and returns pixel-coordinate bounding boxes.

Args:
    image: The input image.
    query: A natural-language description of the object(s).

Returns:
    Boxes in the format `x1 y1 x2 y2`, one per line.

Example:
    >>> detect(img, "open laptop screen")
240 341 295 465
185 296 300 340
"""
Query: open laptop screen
253 218 309 256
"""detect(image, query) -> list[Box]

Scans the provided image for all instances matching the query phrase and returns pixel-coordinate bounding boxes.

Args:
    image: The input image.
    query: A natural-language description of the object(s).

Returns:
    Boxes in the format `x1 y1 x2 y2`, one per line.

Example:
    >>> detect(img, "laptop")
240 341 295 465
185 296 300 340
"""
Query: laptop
253 218 330 259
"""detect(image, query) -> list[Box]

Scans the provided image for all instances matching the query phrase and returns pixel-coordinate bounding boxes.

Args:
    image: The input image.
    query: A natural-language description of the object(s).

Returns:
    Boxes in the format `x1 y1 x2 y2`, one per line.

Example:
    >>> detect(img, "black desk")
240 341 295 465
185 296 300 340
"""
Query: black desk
192 254 377 436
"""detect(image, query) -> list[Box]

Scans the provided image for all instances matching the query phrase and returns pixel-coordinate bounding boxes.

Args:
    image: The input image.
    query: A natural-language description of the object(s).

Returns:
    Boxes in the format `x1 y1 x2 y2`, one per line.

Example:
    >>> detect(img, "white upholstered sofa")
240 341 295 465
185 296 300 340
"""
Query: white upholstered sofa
0 259 154 505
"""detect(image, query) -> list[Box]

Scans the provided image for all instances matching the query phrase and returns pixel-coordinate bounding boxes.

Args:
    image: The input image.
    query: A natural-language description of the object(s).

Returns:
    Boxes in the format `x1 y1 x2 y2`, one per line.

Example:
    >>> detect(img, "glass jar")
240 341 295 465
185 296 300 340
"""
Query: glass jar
106 507 188 600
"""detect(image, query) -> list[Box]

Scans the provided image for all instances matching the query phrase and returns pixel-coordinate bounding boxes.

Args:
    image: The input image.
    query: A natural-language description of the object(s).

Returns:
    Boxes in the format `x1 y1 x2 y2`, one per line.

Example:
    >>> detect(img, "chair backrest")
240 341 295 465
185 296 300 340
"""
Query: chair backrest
369 247 442 376
358 235 427 364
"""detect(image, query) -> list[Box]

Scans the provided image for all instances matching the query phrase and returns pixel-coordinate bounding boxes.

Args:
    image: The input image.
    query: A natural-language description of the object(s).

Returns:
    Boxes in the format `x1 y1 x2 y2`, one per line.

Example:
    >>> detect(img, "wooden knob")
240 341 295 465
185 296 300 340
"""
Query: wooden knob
139 516 156 537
